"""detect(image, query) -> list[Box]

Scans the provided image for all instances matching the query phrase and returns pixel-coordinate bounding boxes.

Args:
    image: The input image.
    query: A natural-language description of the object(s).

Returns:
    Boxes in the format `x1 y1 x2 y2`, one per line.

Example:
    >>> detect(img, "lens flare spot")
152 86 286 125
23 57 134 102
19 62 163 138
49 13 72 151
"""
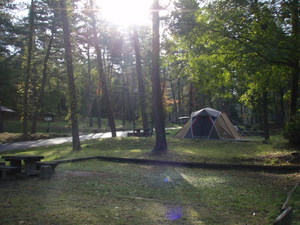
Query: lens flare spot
166 206 183 221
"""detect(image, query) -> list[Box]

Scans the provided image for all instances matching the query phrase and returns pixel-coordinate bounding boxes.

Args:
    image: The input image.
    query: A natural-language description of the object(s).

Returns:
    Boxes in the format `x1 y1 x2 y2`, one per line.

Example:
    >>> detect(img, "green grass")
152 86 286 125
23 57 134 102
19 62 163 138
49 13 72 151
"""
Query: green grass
1 135 299 166
0 160 299 225
0 135 299 224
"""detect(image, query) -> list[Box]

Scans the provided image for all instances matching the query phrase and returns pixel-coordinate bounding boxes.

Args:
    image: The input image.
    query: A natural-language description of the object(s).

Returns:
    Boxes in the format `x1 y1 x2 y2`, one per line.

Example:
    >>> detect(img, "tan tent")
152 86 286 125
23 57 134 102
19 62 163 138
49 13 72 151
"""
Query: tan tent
174 108 243 140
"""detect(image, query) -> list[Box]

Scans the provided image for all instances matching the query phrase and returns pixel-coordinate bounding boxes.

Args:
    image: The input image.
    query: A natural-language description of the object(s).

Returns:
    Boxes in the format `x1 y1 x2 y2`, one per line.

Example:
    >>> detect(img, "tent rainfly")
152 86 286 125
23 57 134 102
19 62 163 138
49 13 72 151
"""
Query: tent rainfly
174 108 243 140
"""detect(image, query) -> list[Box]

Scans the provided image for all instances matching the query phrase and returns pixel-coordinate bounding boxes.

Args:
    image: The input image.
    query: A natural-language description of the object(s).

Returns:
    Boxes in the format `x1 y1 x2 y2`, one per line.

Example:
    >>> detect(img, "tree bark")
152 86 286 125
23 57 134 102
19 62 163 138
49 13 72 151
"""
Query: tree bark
150 0 168 155
0 110 3 133
262 89 270 141
188 83 194 115
124 67 133 122
177 78 183 116
85 43 94 128
60 0 81 151
89 0 116 137
121 64 126 127
22 0 35 140
96 95 102 128
289 0 299 120
170 78 178 123
279 89 285 124
132 27 149 134
31 21 55 133
290 63 299 119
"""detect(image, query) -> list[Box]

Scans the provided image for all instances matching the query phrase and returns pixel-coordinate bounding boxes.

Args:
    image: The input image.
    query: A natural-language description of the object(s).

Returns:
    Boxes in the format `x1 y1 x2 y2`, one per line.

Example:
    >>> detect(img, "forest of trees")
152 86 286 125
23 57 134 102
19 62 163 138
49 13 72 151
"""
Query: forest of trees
0 0 299 150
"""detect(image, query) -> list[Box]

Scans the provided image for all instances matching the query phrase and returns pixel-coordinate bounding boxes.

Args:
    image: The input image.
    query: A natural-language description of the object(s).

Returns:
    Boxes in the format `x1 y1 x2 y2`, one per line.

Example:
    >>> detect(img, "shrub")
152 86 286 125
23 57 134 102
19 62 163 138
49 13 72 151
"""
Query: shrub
283 114 300 147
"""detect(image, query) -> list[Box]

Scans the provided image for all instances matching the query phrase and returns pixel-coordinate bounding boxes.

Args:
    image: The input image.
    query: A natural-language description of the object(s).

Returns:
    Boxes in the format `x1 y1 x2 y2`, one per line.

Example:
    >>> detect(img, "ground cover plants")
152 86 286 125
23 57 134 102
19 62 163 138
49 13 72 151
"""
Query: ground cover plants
0 136 299 224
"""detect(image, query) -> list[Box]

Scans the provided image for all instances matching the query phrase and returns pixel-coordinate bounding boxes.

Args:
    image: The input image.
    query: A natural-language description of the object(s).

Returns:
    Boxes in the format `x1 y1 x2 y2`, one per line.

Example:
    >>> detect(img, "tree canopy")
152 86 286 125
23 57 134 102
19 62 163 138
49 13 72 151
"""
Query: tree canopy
0 0 299 148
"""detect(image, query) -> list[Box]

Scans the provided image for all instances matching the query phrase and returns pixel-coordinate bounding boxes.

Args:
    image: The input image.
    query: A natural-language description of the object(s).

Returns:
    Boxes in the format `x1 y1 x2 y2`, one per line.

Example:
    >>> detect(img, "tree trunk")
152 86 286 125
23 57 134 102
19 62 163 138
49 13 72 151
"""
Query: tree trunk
57 103 61 117
124 67 133 122
262 90 270 141
290 63 299 120
89 0 116 137
132 27 149 134
289 0 299 120
60 0 81 151
96 95 102 128
22 0 35 140
89 108 94 128
121 65 126 127
150 0 168 155
177 79 182 116
161 69 167 121
85 43 94 128
188 83 194 115
31 21 55 134
279 89 285 124
0 110 3 133
170 78 178 123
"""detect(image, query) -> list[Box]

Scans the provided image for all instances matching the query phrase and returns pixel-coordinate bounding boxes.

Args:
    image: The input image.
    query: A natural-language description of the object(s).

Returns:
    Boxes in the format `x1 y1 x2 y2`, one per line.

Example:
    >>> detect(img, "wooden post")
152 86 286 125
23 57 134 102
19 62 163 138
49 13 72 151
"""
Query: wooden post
40 165 52 179
1 168 7 180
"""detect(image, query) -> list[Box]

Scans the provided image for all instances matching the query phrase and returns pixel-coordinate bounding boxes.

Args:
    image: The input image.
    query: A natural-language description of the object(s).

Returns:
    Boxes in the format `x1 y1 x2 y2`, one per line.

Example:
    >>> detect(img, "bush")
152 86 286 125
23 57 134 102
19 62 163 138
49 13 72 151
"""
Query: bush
283 114 300 147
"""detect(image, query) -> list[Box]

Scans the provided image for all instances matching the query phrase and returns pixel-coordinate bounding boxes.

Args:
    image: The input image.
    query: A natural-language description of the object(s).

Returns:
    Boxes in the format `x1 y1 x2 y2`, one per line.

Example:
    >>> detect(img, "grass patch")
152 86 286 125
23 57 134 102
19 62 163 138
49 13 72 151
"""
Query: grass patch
0 160 299 225
0 135 299 224
0 135 299 166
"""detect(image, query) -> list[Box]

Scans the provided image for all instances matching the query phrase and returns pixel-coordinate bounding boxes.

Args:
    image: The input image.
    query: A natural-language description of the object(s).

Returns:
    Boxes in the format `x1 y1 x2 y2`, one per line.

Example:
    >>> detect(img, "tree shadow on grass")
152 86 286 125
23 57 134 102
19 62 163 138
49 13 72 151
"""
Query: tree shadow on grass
73 164 295 224
0 161 297 225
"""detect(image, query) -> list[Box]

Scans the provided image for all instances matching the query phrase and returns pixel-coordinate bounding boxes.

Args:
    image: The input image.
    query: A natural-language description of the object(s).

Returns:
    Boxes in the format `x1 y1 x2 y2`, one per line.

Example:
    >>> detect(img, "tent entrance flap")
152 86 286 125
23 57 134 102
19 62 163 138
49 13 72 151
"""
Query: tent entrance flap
192 116 212 138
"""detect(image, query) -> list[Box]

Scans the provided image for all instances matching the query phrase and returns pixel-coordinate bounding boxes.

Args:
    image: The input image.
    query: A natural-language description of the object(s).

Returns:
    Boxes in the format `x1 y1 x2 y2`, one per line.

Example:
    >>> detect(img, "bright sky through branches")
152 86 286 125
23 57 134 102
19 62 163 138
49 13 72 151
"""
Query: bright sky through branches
96 0 153 28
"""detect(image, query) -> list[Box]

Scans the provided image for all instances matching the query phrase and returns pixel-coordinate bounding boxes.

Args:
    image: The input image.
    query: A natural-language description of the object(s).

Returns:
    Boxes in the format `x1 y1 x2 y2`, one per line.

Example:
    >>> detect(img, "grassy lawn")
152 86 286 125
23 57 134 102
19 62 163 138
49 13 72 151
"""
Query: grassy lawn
1 134 299 166
0 135 299 224
0 160 299 225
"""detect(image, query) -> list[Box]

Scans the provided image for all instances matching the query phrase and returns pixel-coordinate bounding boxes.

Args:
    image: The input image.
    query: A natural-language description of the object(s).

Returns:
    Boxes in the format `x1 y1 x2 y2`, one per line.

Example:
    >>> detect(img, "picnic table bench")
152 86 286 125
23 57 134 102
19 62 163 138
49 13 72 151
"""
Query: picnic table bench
0 164 19 180
127 128 153 137
36 161 58 172
2 155 44 176
37 161 58 179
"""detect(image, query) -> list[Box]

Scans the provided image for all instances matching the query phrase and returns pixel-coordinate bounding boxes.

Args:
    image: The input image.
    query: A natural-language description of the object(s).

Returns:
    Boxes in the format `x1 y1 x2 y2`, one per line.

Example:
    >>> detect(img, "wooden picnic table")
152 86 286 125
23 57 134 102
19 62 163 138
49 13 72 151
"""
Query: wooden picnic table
127 128 153 137
135 129 142 135
2 155 44 176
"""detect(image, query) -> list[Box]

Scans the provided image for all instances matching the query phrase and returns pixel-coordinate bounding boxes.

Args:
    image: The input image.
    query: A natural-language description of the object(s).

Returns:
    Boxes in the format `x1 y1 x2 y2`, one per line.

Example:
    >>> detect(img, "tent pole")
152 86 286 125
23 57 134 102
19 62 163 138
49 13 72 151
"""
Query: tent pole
191 117 194 139
208 112 221 139
190 111 196 139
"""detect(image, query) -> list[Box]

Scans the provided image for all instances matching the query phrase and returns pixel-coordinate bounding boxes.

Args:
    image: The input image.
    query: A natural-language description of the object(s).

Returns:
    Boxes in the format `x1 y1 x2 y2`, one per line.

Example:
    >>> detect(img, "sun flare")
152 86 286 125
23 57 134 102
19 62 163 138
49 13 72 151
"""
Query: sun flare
96 0 153 28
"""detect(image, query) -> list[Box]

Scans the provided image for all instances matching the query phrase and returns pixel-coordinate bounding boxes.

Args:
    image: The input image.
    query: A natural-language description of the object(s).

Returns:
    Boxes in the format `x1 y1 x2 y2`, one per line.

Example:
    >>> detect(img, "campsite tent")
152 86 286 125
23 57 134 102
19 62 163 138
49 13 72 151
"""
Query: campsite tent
174 108 243 140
